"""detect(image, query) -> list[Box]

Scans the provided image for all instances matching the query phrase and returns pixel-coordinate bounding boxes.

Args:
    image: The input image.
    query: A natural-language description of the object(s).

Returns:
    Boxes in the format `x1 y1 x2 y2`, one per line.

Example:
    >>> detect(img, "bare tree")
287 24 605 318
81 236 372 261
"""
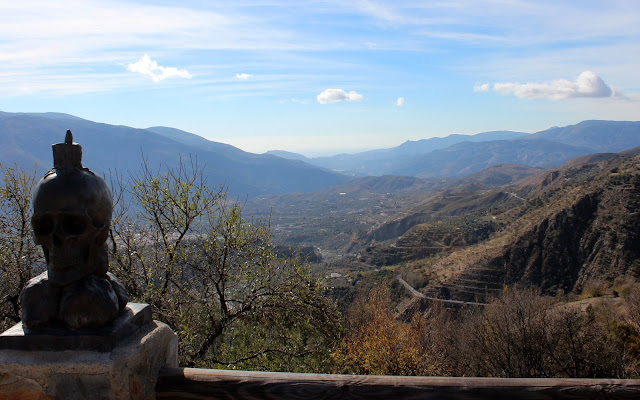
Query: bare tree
0 164 43 329
457 288 631 378
109 157 340 371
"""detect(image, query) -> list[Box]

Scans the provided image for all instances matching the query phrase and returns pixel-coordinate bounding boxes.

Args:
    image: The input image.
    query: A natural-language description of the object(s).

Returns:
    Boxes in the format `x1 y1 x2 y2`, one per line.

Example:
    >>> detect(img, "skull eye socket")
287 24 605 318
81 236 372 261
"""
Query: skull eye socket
32 215 54 235
62 215 87 235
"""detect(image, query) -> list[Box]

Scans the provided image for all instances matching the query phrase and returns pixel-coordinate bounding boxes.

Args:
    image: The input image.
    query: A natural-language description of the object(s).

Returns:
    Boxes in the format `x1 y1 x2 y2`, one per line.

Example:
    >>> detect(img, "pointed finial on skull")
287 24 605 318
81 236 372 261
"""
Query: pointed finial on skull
52 130 83 172
65 129 73 145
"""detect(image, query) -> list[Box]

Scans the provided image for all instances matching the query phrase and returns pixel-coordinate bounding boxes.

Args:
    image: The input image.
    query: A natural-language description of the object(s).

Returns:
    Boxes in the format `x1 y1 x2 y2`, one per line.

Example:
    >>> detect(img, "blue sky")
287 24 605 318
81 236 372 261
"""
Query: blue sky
1 1 639 156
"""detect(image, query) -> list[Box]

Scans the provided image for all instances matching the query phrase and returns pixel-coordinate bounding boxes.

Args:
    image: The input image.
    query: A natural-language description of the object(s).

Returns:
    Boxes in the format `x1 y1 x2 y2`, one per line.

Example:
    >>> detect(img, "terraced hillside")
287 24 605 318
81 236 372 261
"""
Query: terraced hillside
358 217 497 266
411 151 640 302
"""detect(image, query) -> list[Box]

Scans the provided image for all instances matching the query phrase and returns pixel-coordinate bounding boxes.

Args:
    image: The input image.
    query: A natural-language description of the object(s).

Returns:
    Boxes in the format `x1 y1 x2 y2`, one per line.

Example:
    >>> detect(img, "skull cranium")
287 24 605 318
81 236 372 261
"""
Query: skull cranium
31 168 112 286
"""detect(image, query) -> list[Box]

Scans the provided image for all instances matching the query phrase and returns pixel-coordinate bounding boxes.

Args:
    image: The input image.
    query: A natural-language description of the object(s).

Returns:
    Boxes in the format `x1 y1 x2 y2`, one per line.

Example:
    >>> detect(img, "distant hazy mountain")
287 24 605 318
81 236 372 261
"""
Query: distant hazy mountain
384 130 530 156
392 139 592 178
303 130 529 175
285 121 640 177
147 126 230 148
4 113 639 195
0 112 348 198
530 120 640 152
265 150 311 162
0 111 85 121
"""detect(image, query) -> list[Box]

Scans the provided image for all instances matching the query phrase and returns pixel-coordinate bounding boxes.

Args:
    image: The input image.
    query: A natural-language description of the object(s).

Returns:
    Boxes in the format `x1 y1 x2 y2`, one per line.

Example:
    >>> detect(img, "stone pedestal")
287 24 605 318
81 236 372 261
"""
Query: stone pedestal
0 317 178 400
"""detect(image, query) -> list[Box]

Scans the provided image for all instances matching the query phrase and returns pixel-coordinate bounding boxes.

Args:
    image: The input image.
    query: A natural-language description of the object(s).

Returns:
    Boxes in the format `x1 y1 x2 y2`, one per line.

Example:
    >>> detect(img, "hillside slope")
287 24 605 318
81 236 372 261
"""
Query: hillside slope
414 152 640 301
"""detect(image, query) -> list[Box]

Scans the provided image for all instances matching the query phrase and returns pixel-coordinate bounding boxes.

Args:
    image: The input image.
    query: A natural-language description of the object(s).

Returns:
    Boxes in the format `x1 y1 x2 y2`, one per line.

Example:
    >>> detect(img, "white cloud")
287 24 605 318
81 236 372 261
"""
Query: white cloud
493 71 614 100
235 73 252 80
1 1 638 103
317 88 363 104
396 97 405 106
127 54 191 82
473 83 489 92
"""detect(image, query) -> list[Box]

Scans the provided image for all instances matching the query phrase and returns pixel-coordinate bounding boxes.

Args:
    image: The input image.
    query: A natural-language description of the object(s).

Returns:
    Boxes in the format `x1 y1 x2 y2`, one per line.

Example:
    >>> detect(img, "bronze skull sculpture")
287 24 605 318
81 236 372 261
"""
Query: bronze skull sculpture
20 131 128 330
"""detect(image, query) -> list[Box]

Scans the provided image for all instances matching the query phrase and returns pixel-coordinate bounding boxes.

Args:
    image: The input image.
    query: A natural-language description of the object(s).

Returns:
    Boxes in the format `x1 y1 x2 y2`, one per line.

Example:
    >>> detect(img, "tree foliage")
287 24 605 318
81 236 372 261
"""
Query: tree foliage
333 279 640 378
109 158 341 371
0 163 43 330
332 285 437 376
450 288 635 378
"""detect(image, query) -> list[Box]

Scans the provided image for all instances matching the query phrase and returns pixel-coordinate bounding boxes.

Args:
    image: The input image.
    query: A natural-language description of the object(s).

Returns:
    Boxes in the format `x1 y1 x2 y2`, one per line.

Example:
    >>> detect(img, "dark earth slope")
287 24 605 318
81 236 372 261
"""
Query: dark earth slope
415 152 640 301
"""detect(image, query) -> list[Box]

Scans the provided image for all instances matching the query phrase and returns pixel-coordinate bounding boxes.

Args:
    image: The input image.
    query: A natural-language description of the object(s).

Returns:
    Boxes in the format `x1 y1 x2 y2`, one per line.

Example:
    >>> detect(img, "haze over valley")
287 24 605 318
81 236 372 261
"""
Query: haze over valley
2 111 639 303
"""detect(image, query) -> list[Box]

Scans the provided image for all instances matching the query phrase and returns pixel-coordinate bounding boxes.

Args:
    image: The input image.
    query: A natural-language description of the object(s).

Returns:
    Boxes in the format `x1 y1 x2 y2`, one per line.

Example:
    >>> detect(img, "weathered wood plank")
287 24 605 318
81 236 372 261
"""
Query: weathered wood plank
155 367 640 400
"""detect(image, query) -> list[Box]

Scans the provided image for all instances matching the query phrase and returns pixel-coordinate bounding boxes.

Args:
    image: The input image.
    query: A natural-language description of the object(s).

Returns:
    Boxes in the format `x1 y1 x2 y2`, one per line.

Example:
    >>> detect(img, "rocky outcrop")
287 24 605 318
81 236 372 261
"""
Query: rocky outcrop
426 154 640 301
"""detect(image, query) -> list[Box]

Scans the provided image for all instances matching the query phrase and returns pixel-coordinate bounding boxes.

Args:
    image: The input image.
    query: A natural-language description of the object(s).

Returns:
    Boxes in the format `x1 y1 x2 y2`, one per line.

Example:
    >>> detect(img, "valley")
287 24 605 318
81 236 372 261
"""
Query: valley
246 147 640 304
3 111 640 304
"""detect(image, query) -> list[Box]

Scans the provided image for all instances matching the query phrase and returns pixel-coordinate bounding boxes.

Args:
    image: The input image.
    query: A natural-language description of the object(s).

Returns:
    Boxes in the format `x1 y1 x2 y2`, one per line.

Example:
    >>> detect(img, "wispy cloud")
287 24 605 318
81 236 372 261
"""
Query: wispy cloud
352 0 399 23
491 71 616 100
280 98 312 105
127 54 191 82
0 0 638 108
473 83 490 92
317 88 363 104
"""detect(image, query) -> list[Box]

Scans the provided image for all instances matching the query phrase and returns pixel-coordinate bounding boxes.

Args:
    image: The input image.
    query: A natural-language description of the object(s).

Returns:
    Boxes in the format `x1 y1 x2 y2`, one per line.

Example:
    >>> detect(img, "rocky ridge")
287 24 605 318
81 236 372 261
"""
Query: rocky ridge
414 152 640 301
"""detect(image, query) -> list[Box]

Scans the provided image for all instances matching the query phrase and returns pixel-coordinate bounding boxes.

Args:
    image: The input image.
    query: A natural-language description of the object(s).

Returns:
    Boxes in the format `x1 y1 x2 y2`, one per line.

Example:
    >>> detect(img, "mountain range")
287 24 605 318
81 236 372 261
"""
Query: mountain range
0 111 347 198
1 111 639 197
269 120 640 177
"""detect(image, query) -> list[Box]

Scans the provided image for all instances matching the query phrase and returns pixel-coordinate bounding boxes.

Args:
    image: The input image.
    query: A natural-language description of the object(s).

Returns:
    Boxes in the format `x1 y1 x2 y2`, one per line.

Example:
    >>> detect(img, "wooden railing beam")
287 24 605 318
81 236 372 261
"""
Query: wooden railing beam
156 367 640 399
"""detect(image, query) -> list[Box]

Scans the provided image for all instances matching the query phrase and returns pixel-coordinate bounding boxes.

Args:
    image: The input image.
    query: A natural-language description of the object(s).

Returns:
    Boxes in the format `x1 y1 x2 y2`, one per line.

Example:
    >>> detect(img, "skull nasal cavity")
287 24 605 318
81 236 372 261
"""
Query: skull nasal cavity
63 216 87 235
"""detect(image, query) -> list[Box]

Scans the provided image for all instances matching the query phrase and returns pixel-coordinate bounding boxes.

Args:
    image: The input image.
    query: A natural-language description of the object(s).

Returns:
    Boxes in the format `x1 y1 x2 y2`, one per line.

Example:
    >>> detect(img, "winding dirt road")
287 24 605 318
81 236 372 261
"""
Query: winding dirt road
396 275 486 306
